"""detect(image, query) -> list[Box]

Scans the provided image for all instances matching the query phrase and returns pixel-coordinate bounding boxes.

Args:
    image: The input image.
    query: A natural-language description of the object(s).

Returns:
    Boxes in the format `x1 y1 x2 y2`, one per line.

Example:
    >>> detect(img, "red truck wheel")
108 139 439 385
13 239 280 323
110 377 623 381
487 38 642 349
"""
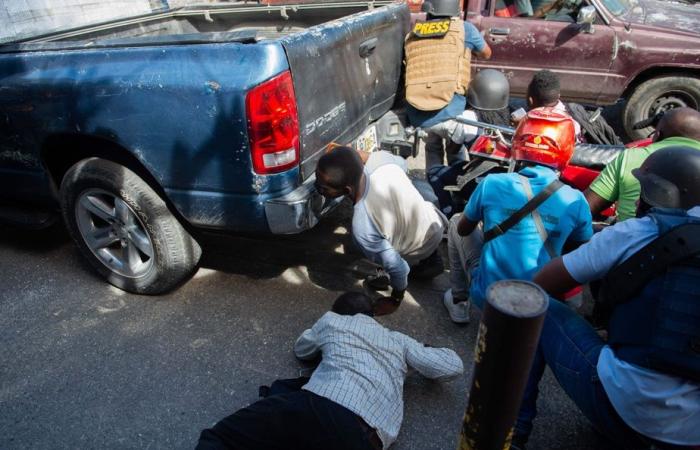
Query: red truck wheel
60 158 202 294
623 75 700 141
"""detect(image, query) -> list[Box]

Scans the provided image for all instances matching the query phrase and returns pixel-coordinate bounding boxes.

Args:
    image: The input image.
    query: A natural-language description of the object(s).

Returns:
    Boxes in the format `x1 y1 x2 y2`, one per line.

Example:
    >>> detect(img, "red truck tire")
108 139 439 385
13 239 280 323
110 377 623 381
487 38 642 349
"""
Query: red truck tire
623 75 700 141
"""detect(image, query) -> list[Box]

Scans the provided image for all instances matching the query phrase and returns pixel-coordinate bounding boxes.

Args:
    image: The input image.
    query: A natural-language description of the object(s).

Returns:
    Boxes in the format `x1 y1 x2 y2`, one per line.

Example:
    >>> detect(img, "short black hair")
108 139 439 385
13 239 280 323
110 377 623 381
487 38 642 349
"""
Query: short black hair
528 70 561 107
316 146 364 189
332 291 374 317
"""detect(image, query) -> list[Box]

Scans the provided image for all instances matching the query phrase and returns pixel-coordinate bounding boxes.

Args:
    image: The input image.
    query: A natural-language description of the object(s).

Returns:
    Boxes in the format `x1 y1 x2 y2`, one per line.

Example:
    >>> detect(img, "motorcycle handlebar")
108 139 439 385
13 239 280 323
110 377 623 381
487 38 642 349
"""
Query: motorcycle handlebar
453 116 516 135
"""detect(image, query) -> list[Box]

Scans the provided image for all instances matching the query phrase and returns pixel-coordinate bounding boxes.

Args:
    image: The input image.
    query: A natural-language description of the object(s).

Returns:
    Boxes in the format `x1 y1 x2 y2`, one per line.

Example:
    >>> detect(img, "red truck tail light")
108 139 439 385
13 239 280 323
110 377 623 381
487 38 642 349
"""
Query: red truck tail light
246 71 300 174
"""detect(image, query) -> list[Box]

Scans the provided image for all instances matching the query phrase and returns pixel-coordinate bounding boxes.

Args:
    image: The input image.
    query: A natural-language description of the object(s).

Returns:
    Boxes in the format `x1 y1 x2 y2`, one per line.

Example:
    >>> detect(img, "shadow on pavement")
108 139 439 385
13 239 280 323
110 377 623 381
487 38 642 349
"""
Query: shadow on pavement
0 222 70 253
197 202 377 292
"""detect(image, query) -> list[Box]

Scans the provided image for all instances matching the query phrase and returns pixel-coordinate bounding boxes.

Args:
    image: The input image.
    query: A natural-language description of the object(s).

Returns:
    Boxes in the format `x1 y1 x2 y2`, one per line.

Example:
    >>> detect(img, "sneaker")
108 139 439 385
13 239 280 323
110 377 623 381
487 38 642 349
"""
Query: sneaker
443 289 470 324
365 268 390 291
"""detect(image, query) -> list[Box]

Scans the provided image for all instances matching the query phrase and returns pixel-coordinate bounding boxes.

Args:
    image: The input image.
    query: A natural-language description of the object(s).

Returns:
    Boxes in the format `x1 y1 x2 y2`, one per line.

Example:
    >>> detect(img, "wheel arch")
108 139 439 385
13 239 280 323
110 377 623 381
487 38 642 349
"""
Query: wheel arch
41 133 194 233
622 66 700 100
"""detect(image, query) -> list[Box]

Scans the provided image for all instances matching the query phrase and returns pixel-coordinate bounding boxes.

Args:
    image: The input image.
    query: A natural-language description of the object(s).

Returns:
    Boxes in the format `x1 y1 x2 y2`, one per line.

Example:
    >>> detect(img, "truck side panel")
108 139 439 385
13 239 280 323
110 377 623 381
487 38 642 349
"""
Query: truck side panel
0 42 299 232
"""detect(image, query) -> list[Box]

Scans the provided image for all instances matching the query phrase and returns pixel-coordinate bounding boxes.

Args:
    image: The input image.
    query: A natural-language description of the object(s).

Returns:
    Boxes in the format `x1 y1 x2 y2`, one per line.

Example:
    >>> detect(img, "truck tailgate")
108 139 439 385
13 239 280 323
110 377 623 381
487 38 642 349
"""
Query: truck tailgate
280 3 409 180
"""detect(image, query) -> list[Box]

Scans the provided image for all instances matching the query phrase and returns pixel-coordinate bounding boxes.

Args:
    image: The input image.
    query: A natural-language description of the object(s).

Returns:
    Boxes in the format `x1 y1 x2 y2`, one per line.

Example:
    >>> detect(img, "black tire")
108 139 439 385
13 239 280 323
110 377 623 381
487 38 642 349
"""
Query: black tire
60 158 201 294
623 75 700 141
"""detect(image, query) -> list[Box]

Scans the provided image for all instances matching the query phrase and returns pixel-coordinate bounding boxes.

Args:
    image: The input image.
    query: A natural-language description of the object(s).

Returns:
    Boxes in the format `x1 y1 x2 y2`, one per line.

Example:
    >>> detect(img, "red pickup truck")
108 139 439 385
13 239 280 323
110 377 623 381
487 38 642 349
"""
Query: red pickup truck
411 0 700 140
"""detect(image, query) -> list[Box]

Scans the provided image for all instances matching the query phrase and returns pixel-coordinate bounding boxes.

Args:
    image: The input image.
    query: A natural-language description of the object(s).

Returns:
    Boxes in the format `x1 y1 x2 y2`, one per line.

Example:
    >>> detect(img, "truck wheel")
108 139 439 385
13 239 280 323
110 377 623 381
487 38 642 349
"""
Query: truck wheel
60 158 201 294
623 75 700 141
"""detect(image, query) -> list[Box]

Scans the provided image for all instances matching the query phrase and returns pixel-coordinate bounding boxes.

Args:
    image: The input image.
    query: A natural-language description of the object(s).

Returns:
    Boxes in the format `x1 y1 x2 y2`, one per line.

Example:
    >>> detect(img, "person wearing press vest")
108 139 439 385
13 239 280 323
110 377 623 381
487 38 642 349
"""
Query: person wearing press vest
404 0 491 172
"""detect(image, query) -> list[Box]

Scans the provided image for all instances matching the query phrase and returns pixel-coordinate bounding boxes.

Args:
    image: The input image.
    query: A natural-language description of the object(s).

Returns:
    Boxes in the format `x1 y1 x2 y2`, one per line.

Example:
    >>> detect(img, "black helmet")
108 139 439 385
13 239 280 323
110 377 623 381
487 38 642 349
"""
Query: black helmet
468 69 510 111
632 145 700 210
421 0 460 18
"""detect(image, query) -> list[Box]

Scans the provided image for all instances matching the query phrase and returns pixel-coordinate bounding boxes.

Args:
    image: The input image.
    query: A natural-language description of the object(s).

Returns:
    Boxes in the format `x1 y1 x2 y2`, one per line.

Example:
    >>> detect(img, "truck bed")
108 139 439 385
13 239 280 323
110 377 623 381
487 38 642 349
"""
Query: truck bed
7 3 380 45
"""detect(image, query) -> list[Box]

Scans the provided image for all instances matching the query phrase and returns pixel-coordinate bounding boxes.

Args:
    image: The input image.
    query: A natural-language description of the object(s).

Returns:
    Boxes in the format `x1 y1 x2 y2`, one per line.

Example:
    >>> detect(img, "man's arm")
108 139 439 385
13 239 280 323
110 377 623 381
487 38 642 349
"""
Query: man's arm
464 22 492 60
587 152 624 217
474 44 492 60
584 188 613 219
354 207 409 296
457 214 479 236
375 247 409 295
403 335 464 381
459 176 486 236
562 195 593 254
533 257 579 298
294 328 321 360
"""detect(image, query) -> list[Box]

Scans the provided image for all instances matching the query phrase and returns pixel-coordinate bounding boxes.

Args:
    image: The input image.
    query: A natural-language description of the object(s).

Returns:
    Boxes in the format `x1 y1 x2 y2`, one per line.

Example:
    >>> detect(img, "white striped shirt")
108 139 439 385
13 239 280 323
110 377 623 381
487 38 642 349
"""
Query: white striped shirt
294 312 464 449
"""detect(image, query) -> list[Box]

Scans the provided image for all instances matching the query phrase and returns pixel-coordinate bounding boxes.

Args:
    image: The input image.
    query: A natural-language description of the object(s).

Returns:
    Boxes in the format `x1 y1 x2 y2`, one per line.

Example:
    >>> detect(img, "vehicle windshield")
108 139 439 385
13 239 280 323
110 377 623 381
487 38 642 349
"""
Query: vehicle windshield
598 0 633 16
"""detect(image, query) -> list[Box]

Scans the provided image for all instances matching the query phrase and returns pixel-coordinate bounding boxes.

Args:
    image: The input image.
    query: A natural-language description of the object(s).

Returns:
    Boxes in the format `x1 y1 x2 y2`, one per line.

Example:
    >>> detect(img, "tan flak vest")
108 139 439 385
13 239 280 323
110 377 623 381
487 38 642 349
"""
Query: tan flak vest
404 18 471 112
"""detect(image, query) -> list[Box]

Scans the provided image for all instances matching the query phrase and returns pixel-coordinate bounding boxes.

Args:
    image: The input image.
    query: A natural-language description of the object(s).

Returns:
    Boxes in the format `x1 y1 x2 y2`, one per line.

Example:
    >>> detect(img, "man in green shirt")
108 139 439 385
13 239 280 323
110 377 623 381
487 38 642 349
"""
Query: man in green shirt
585 107 700 222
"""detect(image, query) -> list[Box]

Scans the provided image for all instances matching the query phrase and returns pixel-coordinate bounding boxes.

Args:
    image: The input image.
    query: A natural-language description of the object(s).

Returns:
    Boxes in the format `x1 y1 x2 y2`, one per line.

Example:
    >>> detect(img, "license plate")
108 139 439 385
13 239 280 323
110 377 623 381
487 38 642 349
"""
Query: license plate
356 125 378 153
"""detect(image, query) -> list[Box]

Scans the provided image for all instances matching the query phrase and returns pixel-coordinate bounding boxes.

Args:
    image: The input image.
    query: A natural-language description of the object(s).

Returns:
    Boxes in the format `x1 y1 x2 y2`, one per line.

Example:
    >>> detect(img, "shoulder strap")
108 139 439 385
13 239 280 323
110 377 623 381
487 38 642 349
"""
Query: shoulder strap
483 177 564 243
600 223 700 306
520 176 557 258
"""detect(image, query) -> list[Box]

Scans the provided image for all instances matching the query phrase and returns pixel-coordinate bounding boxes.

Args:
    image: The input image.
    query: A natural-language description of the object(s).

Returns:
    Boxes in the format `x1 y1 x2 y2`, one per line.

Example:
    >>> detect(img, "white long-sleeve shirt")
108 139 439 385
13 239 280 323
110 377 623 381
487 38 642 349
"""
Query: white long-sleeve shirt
353 151 446 291
294 312 464 449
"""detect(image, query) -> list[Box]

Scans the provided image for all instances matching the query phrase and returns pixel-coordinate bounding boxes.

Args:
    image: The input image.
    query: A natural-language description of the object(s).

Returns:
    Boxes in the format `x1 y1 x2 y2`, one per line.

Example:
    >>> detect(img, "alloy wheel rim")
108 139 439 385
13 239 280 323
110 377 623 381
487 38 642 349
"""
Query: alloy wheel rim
75 189 154 278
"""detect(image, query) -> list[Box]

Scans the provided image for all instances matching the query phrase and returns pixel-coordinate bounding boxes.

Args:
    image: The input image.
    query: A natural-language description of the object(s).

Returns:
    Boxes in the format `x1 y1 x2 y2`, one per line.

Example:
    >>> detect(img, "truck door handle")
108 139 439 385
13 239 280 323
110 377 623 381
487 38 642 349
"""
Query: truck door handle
359 38 378 58
489 27 510 35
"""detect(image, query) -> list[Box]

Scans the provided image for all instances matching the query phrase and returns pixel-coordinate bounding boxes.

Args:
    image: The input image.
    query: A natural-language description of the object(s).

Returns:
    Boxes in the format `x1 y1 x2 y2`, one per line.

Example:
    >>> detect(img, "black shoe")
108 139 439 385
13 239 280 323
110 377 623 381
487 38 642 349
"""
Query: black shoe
409 250 444 280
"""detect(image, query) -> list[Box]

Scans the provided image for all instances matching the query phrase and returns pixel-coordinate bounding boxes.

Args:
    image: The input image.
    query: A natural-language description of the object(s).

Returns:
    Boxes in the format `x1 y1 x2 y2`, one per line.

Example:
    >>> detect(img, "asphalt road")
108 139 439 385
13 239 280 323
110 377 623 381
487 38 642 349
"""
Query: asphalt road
0 197 616 450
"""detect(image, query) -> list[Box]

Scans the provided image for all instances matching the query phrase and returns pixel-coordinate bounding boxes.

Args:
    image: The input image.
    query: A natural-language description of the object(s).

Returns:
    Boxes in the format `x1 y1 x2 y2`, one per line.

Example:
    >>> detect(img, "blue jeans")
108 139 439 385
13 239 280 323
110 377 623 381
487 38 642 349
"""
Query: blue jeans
514 299 656 449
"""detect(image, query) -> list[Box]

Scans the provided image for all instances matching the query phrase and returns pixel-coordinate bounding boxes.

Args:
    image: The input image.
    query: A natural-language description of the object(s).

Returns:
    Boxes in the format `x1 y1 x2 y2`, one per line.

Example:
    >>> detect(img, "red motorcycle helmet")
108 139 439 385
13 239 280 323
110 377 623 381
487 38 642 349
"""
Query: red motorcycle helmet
512 108 576 171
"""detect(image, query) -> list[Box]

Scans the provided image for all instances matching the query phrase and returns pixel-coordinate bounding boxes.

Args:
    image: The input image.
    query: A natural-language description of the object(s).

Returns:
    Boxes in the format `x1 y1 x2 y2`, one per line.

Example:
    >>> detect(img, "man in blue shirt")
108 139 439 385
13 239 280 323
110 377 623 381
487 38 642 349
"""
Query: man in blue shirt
443 109 592 323
514 146 700 450
404 0 492 171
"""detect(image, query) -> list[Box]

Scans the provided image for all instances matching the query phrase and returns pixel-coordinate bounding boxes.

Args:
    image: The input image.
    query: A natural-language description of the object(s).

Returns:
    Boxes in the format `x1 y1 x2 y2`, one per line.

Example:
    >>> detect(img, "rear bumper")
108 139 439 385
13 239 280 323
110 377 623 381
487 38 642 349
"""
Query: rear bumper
264 174 341 234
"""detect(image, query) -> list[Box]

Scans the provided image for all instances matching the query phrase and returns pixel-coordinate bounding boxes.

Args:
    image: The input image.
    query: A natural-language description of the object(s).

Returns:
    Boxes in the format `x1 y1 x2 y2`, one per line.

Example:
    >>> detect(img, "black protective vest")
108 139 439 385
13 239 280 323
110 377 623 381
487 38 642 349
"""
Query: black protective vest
600 209 700 381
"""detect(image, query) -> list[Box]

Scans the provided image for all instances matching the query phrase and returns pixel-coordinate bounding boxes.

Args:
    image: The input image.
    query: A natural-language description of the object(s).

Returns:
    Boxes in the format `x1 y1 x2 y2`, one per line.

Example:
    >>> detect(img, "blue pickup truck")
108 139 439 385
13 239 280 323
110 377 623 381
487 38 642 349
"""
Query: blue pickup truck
0 1 410 294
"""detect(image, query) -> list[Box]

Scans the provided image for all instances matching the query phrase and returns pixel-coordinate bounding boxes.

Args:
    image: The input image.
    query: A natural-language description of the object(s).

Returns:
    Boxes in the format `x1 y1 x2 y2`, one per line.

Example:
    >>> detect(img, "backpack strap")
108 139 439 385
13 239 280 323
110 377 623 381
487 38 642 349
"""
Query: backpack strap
520 175 557 259
483 178 563 243
600 223 700 306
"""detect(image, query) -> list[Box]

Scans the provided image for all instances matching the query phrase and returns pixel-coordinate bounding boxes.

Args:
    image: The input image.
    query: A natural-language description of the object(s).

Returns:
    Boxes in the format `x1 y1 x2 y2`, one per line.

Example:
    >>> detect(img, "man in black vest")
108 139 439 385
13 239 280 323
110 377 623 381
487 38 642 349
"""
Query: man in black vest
511 145 700 450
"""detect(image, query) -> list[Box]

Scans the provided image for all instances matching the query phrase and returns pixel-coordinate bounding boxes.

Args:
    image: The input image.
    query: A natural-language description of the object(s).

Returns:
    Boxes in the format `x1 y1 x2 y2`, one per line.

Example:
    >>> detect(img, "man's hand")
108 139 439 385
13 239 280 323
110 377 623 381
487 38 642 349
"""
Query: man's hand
373 289 404 316
391 288 405 301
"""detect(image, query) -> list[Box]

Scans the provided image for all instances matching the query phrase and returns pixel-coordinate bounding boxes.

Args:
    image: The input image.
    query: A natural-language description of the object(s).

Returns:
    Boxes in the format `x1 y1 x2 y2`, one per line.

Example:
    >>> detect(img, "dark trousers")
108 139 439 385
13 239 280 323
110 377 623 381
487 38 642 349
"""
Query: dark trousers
196 379 379 450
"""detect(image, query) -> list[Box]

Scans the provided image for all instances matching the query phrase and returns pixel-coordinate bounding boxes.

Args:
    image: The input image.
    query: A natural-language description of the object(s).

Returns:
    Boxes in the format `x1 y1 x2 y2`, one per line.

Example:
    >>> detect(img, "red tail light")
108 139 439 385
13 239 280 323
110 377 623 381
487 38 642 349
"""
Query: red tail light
246 71 300 174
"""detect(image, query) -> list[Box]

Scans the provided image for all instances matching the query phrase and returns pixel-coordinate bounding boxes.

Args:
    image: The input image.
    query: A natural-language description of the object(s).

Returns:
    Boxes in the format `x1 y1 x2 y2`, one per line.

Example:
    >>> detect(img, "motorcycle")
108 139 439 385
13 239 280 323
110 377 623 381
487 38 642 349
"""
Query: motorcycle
431 115 652 306
442 115 654 221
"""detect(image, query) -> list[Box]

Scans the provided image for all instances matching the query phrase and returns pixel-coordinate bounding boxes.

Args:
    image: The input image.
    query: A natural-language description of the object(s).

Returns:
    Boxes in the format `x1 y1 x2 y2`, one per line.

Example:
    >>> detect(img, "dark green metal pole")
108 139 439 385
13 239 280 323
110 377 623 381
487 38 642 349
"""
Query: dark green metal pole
459 280 549 450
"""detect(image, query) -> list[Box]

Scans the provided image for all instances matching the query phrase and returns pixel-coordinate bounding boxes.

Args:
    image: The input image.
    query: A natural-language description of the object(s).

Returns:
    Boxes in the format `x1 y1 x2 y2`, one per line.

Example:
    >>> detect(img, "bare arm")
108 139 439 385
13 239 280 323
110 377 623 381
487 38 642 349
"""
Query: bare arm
584 188 613 218
474 42 492 60
533 257 579 299
457 215 479 236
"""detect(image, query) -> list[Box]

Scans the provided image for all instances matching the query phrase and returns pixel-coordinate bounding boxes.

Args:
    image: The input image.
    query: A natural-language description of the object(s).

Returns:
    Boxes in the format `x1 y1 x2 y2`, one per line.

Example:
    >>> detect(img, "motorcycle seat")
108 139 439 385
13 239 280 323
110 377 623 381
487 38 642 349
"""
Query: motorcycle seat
570 143 626 170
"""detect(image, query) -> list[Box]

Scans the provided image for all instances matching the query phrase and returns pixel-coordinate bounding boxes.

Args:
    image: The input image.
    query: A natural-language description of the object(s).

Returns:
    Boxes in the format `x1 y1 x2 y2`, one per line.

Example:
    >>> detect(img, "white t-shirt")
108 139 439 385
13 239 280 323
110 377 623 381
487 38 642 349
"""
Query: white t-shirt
554 100 582 141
